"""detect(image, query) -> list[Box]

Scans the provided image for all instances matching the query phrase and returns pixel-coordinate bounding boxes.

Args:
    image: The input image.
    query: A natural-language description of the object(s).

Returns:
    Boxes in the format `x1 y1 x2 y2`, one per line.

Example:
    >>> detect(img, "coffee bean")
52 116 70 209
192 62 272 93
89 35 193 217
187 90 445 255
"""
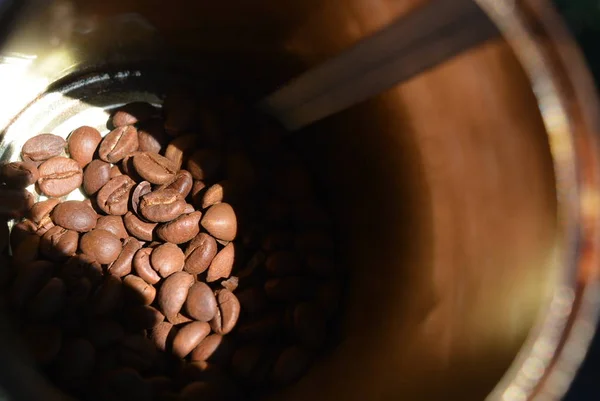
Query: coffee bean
56 338 96 380
123 274 156 305
187 149 221 181
290 302 327 348
185 282 217 322
10 219 36 249
201 181 232 209
221 276 239 292
112 102 156 127
146 376 174 396
158 170 193 199
138 118 169 153
10 260 54 309
87 319 125 347
108 237 142 277
97 175 136 215
231 345 263 380
156 211 202 244
237 313 282 342
131 181 152 215
0 188 33 219
210 289 240 335
110 165 124 178
125 305 164 330
83 159 111 195
190 180 206 208
37 156 83 197
150 322 175 352
96 215 129 239
157 271 194 323
184 204 195 214
206 242 235 283
27 277 66 321
184 233 217 274
133 152 177 185
98 126 139 163
22 323 62 364
28 198 59 225
151 243 185 278
1 161 39 188
40 226 79 261
165 134 198 170
12 233 40 265
51 200 98 232
235 287 269 317
201 203 237 241
91 275 122 315
80 229 122 264
22 134 66 161
68 126 102 167
133 247 160 284
265 251 303 276
271 346 312 385
139 189 187 223
124 212 157 241
99 367 152 401
190 334 234 365
119 334 157 372
172 321 211 358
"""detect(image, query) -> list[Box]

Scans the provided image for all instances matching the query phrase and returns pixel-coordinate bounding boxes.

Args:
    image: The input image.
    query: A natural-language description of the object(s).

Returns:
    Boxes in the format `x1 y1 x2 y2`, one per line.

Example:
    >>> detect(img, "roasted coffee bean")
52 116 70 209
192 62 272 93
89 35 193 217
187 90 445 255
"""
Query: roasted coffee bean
83 159 111 195
156 211 202 244
157 271 194 323
51 200 97 232
22 324 62 364
98 125 139 163
185 282 217 322
221 276 239 292
146 376 174 396
37 156 83 197
120 152 144 182
237 313 282 342
190 179 206 208
108 237 142 277
99 367 152 401
87 319 125 347
172 321 211 358
138 118 169 153
131 181 152 215
40 226 79 261
139 189 187 223
92 275 123 314
265 251 303 276
133 247 160 284
28 198 59 225
151 243 185 278
201 203 237 241
123 274 156 305
264 277 318 302
184 204 195 214
201 181 232 209
10 219 37 250
164 134 198 170
10 260 54 309
0 188 33 219
231 345 263 380
158 170 193 199
132 152 177 185
184 233 217 274
271 346 313 385
97 175 136 215
187 149 221 181
68 126 102 167
96 215 129 239
56 338 96 380
206 242 235 283
22 134 66 161
27 277 66 321
150 321 175 352
125 305 164 330
210 289 240 335
119 334 157 372
110 165 123 178
80 229 122 264
1 161 39 188
190 334 234 365
112 102 156 127
124 211 156 241
290 302 327 348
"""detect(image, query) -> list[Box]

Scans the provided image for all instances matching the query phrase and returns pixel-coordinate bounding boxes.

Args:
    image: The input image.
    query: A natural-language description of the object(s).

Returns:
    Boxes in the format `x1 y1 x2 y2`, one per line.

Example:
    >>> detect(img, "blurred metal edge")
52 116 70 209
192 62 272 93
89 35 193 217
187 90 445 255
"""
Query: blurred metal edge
478 1 600 400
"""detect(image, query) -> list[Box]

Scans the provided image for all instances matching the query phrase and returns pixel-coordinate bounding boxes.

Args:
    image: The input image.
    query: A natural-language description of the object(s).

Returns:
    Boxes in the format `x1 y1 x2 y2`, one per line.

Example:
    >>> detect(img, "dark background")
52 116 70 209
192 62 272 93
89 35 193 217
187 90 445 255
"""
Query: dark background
553 1 600 400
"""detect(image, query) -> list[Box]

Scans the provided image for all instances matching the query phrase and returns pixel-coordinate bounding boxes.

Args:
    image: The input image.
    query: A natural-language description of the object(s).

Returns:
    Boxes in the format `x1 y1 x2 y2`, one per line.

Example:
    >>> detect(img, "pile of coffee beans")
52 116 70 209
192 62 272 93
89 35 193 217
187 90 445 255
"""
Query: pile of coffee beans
0 93 342 401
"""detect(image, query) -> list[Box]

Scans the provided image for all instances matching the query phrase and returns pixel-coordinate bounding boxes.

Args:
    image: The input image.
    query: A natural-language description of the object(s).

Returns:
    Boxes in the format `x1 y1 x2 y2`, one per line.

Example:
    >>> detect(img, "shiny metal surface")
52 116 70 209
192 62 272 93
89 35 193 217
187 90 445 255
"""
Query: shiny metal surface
0 1 597 401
